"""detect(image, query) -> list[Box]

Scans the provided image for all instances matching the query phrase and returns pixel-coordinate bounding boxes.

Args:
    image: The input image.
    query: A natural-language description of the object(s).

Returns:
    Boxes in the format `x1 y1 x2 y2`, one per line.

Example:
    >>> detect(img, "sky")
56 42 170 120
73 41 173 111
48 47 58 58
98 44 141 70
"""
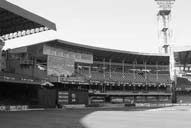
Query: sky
4 0 191 53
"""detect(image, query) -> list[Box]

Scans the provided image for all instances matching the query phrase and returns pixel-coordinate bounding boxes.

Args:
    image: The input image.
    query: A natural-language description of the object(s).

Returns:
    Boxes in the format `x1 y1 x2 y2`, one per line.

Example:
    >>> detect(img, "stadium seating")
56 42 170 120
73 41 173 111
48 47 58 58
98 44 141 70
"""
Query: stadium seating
77 69 171 84
147 73 171 83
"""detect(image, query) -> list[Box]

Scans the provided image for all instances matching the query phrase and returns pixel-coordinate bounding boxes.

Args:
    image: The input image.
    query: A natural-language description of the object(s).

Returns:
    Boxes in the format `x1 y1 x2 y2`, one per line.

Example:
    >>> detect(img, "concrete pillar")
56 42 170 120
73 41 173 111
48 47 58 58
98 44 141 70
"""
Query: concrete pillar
0 39 5 72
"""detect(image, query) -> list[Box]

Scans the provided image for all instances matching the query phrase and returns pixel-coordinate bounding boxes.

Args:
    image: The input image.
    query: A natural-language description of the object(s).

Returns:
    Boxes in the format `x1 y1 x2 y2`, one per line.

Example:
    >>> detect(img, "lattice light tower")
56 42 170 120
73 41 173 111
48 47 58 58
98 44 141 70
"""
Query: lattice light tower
155 0 175 54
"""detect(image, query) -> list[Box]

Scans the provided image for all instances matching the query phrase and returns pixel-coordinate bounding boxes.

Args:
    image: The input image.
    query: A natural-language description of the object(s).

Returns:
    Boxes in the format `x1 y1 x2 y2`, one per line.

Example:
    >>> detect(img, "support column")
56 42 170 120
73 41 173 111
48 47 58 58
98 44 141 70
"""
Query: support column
155 0 175 54
146 84 148 92
123 83 125 91
144 60 147 80
122 60 125 78
133 60 137 80
109 59 112 78
0 39 5 72
156 62 159 81
103 58 105 79
89 65 92 79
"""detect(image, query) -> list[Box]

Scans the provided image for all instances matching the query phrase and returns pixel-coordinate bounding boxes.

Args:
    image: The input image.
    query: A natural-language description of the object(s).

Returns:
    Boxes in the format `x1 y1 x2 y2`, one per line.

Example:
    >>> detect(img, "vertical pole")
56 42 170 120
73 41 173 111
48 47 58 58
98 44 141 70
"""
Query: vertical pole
103 58 105 79
144 60 147 80
32 57 35 79
0 39 5 72
123 83 125 91
133 60 137 80
6 50 9 72
122 60 125 78
172 69 177 103
144 60 147 92
89 64 91 79
77 63 79 73
162 15 166 28
156 62 159 81
155 1 175 54
109 59 112 78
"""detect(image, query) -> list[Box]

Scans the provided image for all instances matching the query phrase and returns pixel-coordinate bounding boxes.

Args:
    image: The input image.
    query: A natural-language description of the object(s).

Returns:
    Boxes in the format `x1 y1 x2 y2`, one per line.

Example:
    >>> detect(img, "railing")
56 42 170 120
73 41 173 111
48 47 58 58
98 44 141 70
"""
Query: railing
93 61 169 68
93 91 172 95
0 72 44 83
79 70 171 83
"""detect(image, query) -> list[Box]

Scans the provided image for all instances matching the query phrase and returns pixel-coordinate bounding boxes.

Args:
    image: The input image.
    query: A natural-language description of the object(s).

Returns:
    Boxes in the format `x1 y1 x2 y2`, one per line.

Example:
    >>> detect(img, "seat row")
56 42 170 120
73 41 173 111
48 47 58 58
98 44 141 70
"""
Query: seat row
79 71 171 83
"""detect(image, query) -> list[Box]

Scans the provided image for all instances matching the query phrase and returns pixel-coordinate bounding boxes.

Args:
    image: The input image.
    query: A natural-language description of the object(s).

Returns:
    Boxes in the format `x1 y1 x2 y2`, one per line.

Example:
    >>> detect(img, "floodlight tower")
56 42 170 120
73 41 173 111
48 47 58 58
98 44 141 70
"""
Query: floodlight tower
155 0 175 54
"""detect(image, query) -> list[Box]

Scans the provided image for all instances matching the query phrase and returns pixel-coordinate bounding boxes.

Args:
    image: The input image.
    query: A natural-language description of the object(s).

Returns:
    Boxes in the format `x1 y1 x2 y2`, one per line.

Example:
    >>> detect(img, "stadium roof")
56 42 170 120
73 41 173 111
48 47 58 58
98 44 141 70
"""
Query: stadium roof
11 39 170 64
51 40 169 64
0 0 56 40
174 51 191 65
54 40 168 57
173 46 191 65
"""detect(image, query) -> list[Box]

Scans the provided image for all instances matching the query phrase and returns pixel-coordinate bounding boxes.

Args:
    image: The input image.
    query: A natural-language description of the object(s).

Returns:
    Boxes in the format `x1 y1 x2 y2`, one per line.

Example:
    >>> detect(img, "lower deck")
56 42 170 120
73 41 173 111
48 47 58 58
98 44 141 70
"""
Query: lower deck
0 80 173 108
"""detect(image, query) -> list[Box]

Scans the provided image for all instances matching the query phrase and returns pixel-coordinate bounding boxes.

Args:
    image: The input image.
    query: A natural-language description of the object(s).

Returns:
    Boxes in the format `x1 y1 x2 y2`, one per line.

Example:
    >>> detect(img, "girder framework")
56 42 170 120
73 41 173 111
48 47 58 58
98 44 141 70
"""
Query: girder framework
155 0 175 54
0 0 56 41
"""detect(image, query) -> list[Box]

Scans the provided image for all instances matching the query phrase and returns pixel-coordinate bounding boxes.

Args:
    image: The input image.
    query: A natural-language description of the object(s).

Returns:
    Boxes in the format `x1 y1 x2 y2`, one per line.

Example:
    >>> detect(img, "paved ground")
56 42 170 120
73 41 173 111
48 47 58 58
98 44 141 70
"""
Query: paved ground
81 106 191 128
1 106 191 128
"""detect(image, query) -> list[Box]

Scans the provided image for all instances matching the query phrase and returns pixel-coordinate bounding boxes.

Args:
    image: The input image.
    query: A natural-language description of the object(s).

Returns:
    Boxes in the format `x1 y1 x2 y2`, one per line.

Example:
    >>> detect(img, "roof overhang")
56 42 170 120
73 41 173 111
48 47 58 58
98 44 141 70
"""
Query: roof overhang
53 39 169 64
0 0 56 40
174 50 191 65
19 39 169 65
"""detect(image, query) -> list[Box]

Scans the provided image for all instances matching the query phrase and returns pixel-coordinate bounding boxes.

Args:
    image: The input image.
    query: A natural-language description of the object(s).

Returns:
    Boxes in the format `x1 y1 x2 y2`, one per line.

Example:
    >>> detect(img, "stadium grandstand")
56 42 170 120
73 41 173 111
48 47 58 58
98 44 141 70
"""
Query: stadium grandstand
174 48 191 103
3 39 173 107
0 0 176 109
0 0 56 108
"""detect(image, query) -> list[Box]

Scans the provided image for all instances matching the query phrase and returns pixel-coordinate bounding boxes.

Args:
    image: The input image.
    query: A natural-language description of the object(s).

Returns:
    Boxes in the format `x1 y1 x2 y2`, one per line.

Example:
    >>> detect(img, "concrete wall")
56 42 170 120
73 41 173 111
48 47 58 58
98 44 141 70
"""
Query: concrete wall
47 55 74 77
7 59 47 79
28 44 44 57
43 44 93 64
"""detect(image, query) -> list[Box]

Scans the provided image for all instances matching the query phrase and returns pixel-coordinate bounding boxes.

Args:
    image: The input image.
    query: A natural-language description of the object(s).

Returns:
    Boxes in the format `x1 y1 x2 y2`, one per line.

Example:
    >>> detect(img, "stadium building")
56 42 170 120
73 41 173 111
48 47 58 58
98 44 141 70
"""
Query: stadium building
174 47 191 103
3 39 173 107
0 0 177 109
